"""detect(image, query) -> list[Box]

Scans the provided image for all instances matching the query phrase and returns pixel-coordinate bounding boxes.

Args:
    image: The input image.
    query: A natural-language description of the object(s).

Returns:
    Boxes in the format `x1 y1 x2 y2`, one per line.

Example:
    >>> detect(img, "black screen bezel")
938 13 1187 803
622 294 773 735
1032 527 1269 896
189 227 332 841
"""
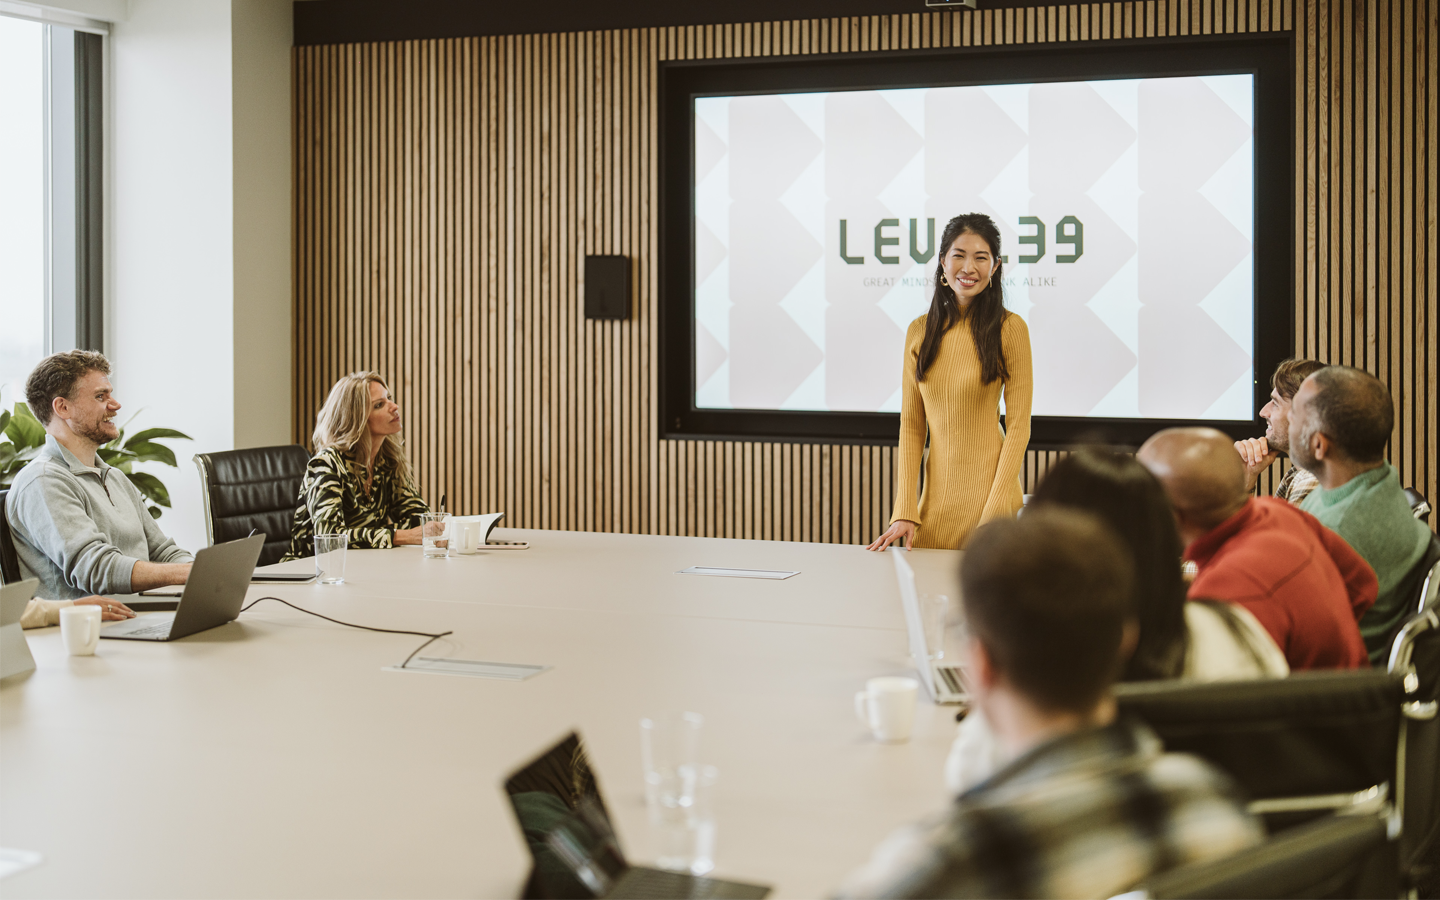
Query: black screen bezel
658 34 1294 448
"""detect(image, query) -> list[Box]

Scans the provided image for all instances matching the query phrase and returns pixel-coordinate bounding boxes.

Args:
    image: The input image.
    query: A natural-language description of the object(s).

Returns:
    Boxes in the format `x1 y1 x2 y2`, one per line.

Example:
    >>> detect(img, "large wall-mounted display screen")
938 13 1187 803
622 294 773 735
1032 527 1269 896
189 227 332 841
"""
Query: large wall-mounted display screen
661 38 1291 445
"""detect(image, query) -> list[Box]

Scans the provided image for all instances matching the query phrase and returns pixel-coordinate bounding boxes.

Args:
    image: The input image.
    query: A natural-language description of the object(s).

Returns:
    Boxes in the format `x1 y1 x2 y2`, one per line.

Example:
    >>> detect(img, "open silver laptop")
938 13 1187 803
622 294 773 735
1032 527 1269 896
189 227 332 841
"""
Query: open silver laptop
890 547 968 705
102 535 263 642
1 579 39 678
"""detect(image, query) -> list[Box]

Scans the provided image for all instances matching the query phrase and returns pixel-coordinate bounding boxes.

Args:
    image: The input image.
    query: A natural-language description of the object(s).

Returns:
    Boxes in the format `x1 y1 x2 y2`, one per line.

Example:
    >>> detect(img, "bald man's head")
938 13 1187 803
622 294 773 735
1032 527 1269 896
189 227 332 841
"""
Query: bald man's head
1137 427 1249 533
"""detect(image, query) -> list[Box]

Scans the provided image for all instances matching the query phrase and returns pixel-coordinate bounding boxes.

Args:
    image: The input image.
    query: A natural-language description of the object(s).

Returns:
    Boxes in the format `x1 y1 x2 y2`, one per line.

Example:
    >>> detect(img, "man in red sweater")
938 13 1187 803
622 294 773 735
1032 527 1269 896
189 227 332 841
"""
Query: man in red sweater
1138 427 1376 670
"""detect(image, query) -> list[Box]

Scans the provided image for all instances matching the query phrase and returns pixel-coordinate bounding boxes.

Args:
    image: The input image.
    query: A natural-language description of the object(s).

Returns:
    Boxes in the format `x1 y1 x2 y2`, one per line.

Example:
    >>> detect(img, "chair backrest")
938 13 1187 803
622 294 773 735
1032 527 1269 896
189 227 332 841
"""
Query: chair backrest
1115 671 1404 817
1389 576 1440 896
1404 487 1431 523
0 489 20 585
1133 810 1395 899
1390 546 1440 696
194 446 311 568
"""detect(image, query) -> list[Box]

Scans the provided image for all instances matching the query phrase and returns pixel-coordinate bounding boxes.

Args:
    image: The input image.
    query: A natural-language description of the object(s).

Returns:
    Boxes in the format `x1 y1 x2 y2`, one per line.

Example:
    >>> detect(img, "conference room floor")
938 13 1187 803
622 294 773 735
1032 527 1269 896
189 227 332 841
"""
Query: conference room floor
0 529 964 899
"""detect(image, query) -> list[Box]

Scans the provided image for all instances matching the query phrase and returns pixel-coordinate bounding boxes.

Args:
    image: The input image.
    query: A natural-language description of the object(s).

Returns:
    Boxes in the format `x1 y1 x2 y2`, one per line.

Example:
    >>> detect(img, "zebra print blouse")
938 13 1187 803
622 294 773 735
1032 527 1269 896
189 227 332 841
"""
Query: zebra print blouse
281 447 430 561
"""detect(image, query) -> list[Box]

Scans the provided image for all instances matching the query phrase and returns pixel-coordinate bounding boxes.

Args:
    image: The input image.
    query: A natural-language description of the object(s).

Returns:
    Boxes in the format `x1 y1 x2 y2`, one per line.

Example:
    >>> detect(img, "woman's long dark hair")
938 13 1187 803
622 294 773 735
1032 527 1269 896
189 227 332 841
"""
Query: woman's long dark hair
916 213 1009 384
1030 448 1190 681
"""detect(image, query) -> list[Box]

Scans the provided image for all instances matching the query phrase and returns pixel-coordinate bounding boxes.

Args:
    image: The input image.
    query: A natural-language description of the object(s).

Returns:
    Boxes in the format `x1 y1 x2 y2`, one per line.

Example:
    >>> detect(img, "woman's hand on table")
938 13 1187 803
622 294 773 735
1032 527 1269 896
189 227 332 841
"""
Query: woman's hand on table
867 520 917 551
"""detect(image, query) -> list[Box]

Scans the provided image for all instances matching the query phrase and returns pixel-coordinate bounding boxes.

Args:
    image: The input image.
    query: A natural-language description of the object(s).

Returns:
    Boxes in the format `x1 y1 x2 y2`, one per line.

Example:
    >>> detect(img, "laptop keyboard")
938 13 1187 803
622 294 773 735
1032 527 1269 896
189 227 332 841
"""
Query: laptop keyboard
614 870 753 899
125 622 173 639
937 664 966 695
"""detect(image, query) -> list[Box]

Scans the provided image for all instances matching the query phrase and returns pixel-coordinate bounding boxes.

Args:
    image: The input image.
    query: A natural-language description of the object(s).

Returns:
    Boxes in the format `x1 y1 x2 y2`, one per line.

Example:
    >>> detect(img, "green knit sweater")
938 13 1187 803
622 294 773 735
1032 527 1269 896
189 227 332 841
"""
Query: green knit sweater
1300 462 1431 664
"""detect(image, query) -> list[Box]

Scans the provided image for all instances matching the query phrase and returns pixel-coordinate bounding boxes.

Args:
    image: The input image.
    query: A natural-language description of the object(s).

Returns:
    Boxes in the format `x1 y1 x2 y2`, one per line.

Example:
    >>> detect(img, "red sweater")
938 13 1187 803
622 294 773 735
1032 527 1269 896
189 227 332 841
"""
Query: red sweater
1186 497 1376 671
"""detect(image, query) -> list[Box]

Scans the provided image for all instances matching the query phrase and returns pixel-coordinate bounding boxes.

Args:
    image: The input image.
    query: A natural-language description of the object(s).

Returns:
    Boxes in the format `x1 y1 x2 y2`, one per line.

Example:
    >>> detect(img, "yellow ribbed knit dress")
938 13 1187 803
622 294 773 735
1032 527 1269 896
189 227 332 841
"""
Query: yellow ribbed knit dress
890 311 1033 550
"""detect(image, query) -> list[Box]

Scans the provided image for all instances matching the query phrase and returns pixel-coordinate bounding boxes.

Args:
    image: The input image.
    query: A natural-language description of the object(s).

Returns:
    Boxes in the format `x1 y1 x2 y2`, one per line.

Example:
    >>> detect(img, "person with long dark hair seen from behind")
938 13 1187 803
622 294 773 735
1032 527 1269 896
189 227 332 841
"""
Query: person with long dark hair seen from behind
1030 449 1288 683
943 448 1289 796
867 214 1032 551
282 371 432 561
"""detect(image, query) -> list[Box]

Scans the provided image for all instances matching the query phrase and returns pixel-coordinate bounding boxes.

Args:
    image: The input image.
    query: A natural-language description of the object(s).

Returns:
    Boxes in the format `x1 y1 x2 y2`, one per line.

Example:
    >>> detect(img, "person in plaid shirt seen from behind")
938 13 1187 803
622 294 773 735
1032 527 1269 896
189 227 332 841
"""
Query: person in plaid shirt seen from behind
837 508 1262 899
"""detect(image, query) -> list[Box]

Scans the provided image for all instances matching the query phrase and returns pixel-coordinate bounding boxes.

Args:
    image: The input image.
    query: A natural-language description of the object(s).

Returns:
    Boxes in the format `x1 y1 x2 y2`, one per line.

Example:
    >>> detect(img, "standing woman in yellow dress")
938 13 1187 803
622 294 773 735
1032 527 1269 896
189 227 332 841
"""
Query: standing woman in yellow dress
867 213 1033 551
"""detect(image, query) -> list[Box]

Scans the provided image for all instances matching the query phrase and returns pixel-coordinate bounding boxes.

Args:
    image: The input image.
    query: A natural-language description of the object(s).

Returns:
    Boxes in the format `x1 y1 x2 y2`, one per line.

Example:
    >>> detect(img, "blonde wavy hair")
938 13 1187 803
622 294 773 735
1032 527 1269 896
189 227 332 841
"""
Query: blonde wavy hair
312 371 414 488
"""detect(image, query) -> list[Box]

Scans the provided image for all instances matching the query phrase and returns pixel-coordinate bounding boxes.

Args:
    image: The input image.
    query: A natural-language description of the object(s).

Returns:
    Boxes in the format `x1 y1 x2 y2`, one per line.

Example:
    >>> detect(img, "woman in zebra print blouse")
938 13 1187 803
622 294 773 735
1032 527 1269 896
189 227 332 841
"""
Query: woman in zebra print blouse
282 371 432 561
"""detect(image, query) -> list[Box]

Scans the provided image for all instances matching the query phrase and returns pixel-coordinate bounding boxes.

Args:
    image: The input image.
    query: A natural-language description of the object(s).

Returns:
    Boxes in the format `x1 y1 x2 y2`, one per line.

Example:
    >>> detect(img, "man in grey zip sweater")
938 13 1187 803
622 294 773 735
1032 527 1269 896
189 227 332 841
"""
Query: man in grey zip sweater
6 351 193 601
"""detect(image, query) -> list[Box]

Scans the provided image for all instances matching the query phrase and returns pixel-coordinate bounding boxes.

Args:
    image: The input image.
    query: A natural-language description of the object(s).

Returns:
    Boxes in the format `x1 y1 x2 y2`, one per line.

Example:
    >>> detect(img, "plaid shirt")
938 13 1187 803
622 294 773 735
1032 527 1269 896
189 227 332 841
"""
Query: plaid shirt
837 718 1261 899
1275 464 1319 507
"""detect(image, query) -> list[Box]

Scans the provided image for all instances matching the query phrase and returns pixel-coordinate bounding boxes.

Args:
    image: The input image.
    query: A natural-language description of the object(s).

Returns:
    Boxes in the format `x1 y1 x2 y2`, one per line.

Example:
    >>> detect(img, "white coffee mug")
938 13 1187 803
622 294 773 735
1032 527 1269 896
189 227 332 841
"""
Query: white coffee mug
854 676 919 743
60 605 103 656
447 516 482 555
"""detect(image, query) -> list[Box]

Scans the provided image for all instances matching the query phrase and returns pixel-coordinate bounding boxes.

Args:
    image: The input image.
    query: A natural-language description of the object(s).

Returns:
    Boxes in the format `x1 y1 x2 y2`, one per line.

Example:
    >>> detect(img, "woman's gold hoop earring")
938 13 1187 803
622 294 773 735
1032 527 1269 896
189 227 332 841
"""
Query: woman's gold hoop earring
939 274 948 285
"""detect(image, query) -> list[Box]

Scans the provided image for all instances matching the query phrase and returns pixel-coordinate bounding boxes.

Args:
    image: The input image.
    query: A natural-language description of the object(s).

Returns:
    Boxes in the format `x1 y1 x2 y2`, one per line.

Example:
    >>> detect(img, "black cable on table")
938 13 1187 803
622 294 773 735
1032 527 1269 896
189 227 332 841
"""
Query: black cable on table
240 596 453 669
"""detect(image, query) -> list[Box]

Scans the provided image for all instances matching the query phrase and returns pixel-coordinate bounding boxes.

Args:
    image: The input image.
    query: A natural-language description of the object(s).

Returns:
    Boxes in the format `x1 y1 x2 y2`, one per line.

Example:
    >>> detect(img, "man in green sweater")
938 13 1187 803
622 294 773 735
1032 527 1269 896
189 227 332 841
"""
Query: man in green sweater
1290 366 1433 664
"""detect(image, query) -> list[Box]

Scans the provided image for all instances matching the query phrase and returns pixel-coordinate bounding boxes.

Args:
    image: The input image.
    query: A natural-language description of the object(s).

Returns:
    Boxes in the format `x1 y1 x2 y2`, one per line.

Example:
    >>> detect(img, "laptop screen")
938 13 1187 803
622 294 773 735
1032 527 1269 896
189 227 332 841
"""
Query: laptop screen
504 732 628 900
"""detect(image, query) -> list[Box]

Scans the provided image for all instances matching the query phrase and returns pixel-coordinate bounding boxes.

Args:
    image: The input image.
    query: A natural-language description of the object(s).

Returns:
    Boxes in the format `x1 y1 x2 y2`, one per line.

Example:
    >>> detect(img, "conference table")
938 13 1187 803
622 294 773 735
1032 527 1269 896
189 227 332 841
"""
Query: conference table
0 529 965 898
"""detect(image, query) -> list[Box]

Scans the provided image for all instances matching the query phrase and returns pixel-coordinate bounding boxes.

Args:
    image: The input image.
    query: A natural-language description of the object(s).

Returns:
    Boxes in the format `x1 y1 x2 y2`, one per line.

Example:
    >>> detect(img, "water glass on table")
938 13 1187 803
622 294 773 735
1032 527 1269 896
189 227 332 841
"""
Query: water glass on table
314 533 348 584
919 593 950 660
640 712 716 874
421 512 449 559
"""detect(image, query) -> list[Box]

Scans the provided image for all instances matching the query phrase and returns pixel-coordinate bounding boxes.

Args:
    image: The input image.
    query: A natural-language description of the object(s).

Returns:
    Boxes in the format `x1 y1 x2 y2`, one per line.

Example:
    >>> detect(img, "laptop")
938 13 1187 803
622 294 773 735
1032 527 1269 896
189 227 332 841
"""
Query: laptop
102 534 264 642
1 579 39 679
890 548 969 705
503 732 770 900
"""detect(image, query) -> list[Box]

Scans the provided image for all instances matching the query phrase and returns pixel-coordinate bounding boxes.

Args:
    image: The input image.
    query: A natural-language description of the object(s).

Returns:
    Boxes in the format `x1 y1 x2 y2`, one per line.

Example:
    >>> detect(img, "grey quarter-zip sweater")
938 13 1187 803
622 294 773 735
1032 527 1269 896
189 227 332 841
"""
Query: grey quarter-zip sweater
5 435 192 600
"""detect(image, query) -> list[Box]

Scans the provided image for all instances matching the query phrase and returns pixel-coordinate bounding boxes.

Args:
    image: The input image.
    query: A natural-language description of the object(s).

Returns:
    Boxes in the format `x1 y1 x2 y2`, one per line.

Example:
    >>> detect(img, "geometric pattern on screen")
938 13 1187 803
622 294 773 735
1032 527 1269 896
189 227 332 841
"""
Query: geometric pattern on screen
694 75 1255 420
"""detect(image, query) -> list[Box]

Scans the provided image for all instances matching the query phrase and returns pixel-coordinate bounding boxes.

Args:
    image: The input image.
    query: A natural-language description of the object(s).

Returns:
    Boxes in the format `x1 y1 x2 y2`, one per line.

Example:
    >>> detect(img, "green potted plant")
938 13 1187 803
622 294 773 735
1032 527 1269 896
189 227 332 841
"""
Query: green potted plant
1 397 192 520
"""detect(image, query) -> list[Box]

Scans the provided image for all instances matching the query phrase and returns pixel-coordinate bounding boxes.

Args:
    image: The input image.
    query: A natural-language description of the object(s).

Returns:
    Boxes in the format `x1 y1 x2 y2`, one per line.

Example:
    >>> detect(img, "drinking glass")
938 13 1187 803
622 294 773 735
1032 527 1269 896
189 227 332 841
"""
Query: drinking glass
421 512 449 559
640 712 714 873
919 593 950 660
314 533 348 584
650 764 717 875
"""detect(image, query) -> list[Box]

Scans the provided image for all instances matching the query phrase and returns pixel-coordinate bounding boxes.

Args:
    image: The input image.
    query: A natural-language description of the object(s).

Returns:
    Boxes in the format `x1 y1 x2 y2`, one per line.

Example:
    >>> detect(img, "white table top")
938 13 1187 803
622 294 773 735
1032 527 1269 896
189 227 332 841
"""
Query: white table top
1 530 964 899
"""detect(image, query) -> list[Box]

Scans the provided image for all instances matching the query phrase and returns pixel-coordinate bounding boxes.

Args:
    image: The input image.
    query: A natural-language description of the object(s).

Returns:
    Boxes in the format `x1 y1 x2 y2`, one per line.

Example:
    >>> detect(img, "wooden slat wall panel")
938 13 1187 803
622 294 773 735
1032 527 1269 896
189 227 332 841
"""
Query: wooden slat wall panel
293 0 1439 544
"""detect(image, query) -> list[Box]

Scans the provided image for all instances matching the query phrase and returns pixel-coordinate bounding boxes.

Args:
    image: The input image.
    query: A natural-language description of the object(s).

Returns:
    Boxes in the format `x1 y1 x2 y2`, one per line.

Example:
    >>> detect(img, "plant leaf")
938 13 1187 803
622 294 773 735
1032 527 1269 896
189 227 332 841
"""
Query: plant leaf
127 427 191 443
148 505 162 519
123 440 178 468
96 447 136 466
0 409 9 435
126 471 172 507
4 407 45 449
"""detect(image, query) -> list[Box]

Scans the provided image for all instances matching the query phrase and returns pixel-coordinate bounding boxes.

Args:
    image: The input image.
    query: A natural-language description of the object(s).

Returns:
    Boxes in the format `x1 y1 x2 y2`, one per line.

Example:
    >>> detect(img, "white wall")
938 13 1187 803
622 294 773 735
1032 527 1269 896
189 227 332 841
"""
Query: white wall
4 0 130 22
231 0 291 449
107 0 291 555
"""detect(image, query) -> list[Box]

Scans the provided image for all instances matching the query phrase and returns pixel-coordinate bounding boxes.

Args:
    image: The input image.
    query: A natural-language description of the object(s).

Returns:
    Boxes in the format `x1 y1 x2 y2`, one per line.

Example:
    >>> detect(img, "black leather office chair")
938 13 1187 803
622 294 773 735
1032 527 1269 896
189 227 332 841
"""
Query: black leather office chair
1116 671 1405 832
1405 488 1431 523
1132 810 1396 899
0 489 21 585
194 446 311 568
1378 534 1440 672
1389 563 1440 897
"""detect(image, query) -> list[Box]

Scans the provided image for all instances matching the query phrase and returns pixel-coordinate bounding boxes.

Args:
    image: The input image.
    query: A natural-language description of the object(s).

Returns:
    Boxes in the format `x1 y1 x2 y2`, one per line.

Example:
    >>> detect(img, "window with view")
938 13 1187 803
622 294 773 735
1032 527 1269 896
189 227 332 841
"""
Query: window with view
0 12 104 413
0 15 45 405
